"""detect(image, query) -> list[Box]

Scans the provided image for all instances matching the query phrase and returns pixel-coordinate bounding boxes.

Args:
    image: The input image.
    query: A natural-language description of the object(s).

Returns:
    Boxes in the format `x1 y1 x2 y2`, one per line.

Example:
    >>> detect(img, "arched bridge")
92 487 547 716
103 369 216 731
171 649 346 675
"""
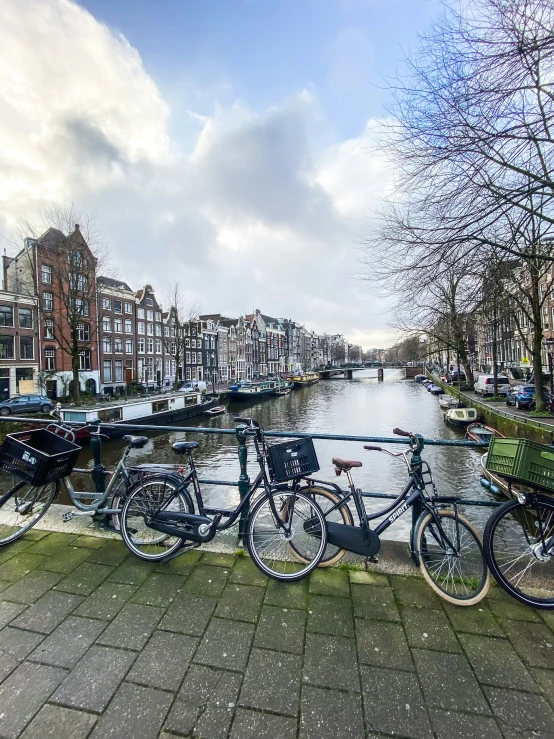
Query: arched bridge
319 368 366 380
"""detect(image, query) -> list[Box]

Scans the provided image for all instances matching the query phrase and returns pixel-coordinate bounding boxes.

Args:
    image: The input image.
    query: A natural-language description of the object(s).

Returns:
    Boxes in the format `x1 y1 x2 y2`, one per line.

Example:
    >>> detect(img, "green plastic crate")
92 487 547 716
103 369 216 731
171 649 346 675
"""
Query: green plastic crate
486 437 554 492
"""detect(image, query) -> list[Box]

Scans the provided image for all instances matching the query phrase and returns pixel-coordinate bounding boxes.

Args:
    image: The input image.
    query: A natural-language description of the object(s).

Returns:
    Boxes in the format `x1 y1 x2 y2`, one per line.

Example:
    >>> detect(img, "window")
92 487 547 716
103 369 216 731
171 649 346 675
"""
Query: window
102 298 111 310
43 293 53 311
44 320 54 340
125 339 133 353
191 352 196 364
186 368 191 380
147 323 153 336
103 337 112 353
137 308 145 319
114 318 122 332
191 339 196 349
20 336 34 359
41 265 52 284
138 322 145 334
78 350 91 370
114 338 123 352
114 300 122 313
155 339 162 354
170 341 176 355
45 348 55 370
146 298 153 307
147 310 154 322
74 274 88 291
155 311 161 322
170 326 176 337
125 302 133 313
124 320 132 333
18 308 33 328
103 317 111 332
0 336 14 359
137 338 145 353
147 338 154 353
0 306 14 327
164 326 169 337
103 360 112 382
186 351 191 364
185 338 190 347
114 360 123 382
155 324 161 336
74 298 89 316
72 251 83 267
77 323 90 342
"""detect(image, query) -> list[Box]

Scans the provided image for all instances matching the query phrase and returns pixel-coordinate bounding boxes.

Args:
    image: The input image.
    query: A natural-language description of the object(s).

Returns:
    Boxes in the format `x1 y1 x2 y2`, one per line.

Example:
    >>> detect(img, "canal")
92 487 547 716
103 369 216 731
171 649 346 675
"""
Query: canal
71 369 492 541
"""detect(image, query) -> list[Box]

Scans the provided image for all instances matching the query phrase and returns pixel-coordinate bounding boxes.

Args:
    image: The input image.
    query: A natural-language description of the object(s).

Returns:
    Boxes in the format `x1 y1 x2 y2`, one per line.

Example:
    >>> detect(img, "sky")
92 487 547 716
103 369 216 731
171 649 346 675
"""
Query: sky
0 0 442 349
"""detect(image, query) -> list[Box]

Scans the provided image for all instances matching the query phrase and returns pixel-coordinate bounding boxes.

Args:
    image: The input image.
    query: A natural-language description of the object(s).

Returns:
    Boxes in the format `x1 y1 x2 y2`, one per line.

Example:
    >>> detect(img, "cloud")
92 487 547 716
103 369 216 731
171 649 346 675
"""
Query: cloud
0 0 394 348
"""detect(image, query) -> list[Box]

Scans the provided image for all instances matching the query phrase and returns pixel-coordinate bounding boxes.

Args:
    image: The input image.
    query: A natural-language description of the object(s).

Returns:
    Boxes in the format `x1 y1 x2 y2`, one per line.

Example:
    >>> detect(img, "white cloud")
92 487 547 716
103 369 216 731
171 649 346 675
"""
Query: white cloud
0 0 394 348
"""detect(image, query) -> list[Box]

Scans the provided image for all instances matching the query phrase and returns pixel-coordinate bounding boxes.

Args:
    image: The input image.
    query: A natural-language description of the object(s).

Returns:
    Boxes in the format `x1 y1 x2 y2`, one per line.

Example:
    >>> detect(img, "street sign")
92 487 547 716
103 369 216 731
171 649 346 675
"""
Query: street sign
520 357 530 368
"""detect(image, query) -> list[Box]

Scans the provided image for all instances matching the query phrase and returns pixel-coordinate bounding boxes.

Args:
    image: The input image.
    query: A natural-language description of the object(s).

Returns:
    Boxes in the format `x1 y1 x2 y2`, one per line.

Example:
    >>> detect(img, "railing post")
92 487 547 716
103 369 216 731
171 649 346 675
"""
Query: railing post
90 433 106 494
235 424 250 541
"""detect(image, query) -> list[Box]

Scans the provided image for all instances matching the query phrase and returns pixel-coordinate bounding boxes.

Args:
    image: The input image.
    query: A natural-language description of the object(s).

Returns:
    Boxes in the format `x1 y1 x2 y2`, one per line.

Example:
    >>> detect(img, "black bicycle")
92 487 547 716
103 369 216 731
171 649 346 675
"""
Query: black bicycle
293 427 490 605
119 417 328 581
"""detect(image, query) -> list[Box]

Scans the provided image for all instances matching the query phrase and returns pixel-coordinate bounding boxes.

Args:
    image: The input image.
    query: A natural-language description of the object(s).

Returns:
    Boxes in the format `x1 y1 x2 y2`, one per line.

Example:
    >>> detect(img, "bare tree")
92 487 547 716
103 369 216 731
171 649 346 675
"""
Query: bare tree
164 283 201 389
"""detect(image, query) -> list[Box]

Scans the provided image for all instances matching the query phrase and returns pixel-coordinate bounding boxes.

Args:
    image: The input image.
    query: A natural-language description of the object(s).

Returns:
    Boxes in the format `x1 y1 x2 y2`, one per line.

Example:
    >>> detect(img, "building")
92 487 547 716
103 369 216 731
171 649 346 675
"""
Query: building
135 285 165 388
97 276 137 394
0 291 39 400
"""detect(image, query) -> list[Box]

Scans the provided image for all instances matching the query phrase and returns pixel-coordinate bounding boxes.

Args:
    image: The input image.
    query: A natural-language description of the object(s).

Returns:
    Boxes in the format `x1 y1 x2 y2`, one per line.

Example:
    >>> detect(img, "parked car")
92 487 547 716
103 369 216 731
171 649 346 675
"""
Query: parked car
512 385 550 410
0 395 54 416
178 383 197 393
505 385 525 406
474 375 510 396
449 370 466 382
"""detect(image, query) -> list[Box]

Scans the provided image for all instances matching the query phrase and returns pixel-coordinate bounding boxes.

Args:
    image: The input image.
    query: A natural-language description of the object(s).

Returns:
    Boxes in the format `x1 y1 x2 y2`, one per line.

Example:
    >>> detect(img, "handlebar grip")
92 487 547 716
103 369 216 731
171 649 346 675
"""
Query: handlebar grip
364 445 382 451
392 428 411 437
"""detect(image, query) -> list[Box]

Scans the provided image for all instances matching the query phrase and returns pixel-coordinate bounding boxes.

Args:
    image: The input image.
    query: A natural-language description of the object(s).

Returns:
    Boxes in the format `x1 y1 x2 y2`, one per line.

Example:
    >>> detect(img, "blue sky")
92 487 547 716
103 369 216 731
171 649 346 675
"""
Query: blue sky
0 0 443 347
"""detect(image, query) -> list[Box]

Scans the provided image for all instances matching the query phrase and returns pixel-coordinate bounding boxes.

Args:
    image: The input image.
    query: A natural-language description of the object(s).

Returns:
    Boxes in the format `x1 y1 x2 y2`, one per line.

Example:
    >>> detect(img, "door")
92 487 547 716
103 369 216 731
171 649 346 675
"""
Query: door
45 380 57 400
0 377 9 401
125 368 133 384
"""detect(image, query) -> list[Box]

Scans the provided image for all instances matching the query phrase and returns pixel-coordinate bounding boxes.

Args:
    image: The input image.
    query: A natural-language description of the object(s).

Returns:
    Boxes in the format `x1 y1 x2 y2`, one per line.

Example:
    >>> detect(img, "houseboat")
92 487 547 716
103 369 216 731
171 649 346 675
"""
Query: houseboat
287 371 320 387
226 379 293 402
60 392 218 440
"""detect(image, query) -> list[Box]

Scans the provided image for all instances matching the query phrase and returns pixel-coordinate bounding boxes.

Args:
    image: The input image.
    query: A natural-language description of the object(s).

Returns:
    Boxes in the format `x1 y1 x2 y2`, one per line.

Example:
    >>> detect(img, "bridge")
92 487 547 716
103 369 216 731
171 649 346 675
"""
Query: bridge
318 367 366 379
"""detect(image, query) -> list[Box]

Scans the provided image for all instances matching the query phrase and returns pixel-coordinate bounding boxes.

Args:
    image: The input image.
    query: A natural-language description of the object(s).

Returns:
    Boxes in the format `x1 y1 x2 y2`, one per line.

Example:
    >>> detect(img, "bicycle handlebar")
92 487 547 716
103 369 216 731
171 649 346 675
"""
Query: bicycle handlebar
364 445 382 451
392 428 412 437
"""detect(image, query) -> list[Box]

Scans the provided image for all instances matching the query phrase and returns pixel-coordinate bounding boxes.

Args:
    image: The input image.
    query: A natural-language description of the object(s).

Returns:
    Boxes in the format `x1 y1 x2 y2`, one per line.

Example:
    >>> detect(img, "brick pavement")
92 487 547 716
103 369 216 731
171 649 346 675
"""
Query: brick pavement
0 531 553 738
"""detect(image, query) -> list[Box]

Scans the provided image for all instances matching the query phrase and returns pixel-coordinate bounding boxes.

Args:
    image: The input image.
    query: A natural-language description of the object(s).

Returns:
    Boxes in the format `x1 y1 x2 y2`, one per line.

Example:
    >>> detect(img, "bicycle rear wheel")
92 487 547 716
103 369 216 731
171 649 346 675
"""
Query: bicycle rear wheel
415 509 490 605
0 479 59 545
120 476 193 561
292 486 353 566
246 490 327 581
484 495 554 609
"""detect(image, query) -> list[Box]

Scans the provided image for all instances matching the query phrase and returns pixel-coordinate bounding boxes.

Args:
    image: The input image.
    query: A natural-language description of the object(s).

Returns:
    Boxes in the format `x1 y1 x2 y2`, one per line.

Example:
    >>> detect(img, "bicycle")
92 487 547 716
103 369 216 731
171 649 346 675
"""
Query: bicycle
119 417 329 581
292 427 490 605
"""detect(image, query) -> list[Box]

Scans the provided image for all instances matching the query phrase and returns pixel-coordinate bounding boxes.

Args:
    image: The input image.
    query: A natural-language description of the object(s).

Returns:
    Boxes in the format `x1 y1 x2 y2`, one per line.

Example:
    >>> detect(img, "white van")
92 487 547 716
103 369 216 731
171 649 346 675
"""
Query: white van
474 375 510 395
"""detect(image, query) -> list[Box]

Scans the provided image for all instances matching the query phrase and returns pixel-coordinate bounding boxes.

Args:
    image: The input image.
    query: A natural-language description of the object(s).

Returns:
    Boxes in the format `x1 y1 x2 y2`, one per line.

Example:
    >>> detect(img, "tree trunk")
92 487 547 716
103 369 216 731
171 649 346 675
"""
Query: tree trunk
72 355 81 405
531 277 545 412
492 300 499 397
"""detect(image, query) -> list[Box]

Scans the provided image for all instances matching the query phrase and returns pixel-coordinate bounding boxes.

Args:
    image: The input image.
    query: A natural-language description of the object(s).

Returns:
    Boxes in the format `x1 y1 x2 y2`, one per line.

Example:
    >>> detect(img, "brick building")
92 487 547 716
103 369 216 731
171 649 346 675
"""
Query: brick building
0 291 39 400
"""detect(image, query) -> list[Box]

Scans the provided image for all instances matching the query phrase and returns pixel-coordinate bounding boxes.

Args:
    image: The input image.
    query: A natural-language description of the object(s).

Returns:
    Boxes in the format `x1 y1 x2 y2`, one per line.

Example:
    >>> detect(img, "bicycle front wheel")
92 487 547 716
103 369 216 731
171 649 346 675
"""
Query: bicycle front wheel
484 496 554 609
293 486 353 566
0 479 59 545
120 476 193 561
415 509 490 605
246 490 327 581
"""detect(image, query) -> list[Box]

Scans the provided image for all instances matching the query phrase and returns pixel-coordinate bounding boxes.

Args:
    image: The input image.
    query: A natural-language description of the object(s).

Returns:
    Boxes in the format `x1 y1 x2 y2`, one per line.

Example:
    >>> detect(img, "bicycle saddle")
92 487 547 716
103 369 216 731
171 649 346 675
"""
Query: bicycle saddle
172 441 199 454
332 457 362 471
123 435 149 449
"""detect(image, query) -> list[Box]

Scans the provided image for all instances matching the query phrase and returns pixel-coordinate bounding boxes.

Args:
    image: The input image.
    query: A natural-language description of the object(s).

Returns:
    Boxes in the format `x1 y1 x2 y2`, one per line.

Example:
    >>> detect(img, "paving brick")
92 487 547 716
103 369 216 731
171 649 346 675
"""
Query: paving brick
98 603 164 650
158 592 216 636
487 589 542 622
53 645 136 713
89 682 172 739
28 615 106 668
194 617 255 671
12 591 83 634
107 557 156 586
0 570 64 604
309 567 350 597
303 633 360 691
348 569 389 586
355 618 413 670
459 633 538 691
402 605 461 652
74 581 136 621
430 708 503 739
351 583 400 621
19 703 97 739
390 574 442 608
360 665 433 738
240 647 302 715
0 600 26 628
254 604 306 654
1 552 48 581
531 667 554 711
201 551 237 568
501 619 554 669
307 594 354 637
54 563 114 596
300 685 365 739
215 582 264 623
0 661 67 738
0 626 45 661
71 535 106 549
265 577 308 610
127 630 198 691
229 557 269 587
84 539 129 566
0 649 18 684
183 564 230 597
483 685 554 732
230 707 296 739
0 538 34 561
21 529 49 541
26 532 78 554
540 608 554 632
131 572 184 607
443 601 504 637
413 648 491 714
38 546 92 574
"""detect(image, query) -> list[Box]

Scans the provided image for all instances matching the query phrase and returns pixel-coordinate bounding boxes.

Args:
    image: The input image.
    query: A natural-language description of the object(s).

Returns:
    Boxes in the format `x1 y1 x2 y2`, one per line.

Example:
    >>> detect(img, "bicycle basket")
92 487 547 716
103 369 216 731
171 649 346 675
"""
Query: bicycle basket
267 437 319 482
0 429 80 486
486 437 554 493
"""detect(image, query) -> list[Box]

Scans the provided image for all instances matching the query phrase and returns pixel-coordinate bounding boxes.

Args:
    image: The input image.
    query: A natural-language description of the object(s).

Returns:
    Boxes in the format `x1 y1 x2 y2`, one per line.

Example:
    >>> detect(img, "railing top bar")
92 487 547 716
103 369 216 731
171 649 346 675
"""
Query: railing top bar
2 416 488 446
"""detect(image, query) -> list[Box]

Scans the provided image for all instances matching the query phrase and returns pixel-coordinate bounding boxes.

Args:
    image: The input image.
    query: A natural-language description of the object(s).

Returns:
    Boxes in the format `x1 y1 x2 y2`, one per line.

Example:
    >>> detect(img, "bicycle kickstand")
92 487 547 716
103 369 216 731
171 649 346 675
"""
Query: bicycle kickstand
161 540 199 565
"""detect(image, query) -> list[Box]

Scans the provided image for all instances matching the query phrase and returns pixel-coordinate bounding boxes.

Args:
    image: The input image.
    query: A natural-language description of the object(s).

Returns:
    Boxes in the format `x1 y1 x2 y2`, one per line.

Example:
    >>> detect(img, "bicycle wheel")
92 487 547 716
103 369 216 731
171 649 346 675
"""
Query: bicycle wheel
0 479 59 545
484 495 554 609
246 490 327 581
120 476 193 561
292 486 353 566
415 509 490 605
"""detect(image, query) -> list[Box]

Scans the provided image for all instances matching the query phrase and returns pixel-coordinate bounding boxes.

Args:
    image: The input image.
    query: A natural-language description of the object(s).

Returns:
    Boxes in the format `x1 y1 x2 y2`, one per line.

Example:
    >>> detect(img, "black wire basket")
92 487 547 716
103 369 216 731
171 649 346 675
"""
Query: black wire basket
267 437 320 482
0 429 80 486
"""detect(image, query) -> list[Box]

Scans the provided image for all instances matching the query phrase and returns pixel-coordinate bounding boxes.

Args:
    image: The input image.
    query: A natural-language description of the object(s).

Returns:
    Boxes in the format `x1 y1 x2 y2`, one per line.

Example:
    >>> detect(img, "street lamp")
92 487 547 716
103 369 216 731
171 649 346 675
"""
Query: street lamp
545 337 554 392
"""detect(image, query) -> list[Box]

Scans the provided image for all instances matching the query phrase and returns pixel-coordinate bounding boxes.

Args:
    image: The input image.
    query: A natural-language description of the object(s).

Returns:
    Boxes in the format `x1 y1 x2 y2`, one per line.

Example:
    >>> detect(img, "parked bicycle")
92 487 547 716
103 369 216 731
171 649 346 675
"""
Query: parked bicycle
119 417 328 581
293 427 490 605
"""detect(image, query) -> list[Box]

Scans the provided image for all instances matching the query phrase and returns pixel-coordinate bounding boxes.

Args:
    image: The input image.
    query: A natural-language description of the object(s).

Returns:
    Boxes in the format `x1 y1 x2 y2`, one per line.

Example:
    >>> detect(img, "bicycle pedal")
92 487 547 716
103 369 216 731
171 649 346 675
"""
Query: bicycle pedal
62 511 74 522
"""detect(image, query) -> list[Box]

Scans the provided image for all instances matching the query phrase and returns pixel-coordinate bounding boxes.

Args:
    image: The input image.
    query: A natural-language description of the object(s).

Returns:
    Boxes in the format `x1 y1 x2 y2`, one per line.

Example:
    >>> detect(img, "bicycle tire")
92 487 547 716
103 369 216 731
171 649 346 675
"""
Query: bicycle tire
0 479 59 545
120 476 194 561
484 495 554 609
291 486 353 566
415 509 490 605
246 490 327 581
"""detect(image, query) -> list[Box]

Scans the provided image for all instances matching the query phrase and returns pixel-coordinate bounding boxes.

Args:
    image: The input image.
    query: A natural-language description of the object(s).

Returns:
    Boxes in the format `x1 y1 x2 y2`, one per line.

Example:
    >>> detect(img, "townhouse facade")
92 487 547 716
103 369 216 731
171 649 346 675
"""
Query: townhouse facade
0 291 39 400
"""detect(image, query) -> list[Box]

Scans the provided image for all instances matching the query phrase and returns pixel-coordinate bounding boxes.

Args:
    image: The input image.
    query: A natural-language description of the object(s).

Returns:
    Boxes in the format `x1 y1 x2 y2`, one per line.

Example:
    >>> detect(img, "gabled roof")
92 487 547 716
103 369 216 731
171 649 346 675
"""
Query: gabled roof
97 276 133 292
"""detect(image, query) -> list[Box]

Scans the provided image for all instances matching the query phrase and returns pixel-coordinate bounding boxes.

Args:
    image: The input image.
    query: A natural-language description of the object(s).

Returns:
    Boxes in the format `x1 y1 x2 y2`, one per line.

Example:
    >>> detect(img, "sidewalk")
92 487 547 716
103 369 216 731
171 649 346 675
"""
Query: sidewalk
0 531 553 739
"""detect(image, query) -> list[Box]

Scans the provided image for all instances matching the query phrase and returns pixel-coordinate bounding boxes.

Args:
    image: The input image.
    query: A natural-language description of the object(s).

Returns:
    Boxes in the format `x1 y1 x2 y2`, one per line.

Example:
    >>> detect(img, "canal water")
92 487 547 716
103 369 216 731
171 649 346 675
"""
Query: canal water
71 369 492 541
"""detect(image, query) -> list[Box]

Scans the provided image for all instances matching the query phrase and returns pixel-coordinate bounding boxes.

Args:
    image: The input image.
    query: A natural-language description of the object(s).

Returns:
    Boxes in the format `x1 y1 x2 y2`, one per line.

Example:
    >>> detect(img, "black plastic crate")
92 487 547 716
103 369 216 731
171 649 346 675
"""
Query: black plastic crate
268 437 319 482
0 429 80 486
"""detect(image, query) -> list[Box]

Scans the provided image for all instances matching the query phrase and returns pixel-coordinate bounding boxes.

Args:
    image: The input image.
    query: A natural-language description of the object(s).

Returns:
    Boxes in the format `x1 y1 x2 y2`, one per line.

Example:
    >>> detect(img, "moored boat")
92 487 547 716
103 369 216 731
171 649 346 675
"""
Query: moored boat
204 405 226 416
287 371 320 387
428 384 442 395
227 379 292 401
444 407 478 427
438 394 459 409
414 374 427 383
466 422 504 444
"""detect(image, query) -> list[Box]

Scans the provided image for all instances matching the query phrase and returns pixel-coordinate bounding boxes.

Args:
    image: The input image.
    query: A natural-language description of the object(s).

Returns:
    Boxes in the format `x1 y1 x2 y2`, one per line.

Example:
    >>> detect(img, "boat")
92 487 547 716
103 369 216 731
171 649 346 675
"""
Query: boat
274 386 293 397
227 379 292 402
414 374 427 383
466 422 504 444
428 384 442 395
204 405 226 416
438 394 459 409
444 407 478 427
59 392 218 441
286 371 320 387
